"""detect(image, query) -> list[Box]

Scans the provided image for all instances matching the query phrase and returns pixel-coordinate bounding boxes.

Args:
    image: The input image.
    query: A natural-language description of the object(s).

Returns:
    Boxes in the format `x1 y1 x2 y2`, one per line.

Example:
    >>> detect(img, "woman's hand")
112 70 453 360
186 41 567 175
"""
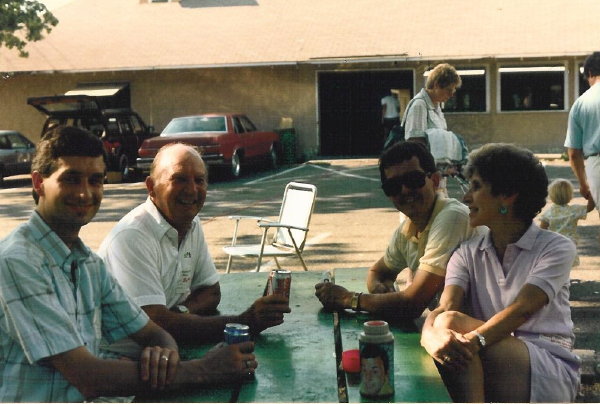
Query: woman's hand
421 327 475 371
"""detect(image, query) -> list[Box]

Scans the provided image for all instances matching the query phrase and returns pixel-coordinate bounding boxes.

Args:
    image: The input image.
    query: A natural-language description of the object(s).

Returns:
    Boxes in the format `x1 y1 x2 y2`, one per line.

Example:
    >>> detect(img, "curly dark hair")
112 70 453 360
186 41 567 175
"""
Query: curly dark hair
31 125 106 203
464 143 547 222
378 141 437 183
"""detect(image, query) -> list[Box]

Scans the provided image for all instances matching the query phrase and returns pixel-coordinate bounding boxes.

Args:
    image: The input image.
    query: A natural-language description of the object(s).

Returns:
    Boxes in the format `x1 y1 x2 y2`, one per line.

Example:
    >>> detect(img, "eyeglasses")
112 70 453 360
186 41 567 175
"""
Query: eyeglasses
381 171 429 197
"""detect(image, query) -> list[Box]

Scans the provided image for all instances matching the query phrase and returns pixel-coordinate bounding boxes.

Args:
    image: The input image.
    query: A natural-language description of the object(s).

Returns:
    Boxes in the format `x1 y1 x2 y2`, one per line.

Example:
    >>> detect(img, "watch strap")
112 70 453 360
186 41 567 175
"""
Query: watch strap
474 330 486 348
350 292 362 311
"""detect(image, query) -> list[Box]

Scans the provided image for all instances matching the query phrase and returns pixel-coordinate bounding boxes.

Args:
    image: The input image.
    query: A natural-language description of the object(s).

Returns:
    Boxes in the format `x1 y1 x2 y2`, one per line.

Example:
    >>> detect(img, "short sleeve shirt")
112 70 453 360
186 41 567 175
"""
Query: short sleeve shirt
445 225 577 355
0 212 148 402
99 198 220 309
403 88 447 140
540 203 588 243
383 196 478 277
98 198 219 357
564 83 600 156
381 95 400 119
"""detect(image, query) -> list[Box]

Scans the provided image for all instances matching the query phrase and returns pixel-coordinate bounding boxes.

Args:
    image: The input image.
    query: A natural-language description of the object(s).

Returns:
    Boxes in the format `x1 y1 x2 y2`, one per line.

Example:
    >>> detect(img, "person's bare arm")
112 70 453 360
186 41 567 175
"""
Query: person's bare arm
143 294 290 344
587 197 596 213
49 340 256 400
366 257 399 293
420 284 473 366
316 268 445 320
360 269 445 319
183 282 221 315
567 148 592 200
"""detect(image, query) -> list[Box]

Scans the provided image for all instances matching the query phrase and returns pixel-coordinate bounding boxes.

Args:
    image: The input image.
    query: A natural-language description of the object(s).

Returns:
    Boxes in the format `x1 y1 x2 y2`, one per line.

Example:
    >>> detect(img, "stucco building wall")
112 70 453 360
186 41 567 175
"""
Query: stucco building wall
0 56 585 157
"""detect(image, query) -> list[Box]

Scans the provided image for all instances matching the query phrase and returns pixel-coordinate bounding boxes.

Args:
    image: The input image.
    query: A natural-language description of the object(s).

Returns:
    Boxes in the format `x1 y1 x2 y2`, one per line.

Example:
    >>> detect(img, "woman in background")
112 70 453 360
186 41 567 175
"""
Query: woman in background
403 63 462 195
403 63 462 146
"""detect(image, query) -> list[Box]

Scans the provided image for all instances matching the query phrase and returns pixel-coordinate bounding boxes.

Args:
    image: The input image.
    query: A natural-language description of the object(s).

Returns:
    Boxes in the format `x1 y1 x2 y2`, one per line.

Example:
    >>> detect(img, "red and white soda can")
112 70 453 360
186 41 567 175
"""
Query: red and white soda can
266 270 291 298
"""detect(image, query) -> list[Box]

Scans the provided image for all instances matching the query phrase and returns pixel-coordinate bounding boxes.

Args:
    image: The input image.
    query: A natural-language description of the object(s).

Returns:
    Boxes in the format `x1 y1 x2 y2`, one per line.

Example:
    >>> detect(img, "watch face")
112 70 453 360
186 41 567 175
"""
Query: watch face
175 305 189 313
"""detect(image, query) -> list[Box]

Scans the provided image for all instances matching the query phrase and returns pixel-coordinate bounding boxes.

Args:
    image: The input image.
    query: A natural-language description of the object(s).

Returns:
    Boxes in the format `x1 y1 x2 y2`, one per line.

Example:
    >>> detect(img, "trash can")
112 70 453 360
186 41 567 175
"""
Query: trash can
277 128 296 164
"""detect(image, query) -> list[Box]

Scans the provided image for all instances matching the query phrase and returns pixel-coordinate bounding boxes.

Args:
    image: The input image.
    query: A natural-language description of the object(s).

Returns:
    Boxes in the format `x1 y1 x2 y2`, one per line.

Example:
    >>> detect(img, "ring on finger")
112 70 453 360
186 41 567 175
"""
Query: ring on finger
161 355 169 362
443 355 451 363
244 360 252 369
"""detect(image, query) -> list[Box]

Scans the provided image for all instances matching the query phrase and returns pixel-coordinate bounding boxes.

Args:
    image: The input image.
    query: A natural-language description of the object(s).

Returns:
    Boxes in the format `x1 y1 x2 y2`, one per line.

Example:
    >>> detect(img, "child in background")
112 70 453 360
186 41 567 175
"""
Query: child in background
540 178 595 266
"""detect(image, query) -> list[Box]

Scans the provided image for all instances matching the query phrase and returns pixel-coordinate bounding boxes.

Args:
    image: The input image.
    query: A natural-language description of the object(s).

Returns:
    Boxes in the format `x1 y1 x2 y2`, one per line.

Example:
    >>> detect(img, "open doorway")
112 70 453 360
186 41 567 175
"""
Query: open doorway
318 70 413 156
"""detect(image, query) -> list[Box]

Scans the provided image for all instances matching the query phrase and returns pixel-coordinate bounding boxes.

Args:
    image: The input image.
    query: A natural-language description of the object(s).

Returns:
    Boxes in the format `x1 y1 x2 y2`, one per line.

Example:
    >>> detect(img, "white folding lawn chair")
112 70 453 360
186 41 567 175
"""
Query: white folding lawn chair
223 181 317 273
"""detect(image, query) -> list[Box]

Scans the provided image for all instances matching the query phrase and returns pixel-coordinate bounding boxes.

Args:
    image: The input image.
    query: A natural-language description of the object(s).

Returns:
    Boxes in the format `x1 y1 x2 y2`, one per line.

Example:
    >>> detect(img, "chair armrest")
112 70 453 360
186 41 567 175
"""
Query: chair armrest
227 215 270 222
258 221 308 232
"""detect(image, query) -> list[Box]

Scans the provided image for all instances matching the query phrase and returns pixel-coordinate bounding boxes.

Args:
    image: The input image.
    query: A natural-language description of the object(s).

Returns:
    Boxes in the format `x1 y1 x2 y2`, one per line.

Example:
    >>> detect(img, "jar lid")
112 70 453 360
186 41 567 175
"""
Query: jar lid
363 320 390 335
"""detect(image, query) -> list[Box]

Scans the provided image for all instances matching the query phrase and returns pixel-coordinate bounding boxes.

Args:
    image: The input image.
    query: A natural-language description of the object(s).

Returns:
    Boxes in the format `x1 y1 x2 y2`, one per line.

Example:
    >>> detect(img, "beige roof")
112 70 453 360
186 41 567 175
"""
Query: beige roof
1 0 598 73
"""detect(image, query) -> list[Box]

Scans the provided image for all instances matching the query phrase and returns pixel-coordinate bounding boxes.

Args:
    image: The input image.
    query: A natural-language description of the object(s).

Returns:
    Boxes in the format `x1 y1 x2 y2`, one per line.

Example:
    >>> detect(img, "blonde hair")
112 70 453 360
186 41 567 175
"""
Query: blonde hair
425 63 462 90
548 178 573 205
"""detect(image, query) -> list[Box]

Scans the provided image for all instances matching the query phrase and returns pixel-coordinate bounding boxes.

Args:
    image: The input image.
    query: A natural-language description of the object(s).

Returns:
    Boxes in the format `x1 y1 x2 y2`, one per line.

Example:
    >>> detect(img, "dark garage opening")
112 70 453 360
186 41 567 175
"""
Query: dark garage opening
318 70 413 156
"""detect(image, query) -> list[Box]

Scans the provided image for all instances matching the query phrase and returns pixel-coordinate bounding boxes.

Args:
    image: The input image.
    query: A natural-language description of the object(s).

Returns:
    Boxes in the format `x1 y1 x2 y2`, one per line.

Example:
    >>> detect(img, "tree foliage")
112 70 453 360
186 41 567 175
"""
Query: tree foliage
0 0 58 57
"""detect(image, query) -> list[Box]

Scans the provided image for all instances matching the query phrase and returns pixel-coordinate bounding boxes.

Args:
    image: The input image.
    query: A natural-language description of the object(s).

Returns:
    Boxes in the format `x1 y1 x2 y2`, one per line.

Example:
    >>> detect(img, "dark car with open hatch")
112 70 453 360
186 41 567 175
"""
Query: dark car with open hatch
28 95 156 180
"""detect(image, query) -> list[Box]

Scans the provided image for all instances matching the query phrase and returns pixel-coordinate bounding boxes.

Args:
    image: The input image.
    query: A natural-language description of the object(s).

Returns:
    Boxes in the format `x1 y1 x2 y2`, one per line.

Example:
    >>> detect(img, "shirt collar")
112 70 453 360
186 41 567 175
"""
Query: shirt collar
144 197 197 240
478 222 539 251
400 194 444 238
29 211 91 266
418 88 436 110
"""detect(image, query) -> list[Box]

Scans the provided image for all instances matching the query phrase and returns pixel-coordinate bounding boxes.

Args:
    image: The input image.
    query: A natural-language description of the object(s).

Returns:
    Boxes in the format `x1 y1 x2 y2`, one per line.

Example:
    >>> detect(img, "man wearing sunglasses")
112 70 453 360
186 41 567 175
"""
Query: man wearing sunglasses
315 141 477 321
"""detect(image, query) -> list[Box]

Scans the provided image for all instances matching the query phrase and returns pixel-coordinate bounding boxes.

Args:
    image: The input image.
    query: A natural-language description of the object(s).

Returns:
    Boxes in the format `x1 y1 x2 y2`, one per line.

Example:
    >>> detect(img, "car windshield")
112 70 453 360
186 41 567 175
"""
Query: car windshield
162 116 227 134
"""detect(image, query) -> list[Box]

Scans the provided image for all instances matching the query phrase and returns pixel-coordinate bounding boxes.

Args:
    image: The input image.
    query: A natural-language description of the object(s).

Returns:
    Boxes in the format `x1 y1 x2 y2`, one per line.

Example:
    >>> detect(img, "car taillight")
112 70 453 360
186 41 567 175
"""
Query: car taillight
103 140 121 154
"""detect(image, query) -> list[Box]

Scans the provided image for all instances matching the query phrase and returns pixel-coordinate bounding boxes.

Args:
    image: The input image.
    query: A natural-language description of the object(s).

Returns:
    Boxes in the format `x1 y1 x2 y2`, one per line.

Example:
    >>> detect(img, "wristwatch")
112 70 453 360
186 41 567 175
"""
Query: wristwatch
474 330 486 348
350 292 362 311
172 304 189 314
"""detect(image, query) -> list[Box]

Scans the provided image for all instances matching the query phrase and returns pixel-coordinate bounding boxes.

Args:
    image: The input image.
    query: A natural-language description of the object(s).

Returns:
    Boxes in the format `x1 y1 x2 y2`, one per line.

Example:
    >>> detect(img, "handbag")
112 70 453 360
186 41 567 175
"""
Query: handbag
383 96 429 150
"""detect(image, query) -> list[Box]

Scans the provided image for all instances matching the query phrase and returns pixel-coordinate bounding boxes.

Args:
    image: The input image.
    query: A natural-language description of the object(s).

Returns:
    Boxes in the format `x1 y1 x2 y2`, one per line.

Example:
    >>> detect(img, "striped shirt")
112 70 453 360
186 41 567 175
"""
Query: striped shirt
0 212 148 402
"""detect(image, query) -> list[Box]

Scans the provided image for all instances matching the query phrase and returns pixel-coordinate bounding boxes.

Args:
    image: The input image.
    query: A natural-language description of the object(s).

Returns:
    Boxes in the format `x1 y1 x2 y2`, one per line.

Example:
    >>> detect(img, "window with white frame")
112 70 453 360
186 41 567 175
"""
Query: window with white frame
423 68 487 112
499 66 565 111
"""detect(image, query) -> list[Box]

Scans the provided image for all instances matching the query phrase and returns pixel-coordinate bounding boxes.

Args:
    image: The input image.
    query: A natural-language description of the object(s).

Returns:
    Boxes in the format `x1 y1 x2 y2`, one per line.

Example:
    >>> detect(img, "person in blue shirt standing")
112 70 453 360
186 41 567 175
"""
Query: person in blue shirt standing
0 126 256 402
564 51 600 229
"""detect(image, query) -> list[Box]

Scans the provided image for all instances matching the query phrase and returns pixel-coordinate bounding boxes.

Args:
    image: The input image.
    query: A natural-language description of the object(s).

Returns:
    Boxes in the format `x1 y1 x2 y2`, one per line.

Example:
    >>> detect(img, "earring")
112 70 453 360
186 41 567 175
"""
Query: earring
499 206 508 215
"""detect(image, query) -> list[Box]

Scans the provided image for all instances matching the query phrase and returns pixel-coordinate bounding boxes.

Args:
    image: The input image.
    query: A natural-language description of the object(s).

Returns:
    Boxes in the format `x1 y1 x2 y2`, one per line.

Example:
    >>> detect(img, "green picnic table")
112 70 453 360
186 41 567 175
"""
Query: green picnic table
147 268 451 403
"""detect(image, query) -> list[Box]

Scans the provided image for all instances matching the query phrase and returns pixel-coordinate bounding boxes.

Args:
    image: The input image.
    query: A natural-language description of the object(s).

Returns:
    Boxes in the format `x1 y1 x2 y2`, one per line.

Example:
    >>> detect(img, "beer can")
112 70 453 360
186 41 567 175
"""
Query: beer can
224 323 251 345
265 270 292 298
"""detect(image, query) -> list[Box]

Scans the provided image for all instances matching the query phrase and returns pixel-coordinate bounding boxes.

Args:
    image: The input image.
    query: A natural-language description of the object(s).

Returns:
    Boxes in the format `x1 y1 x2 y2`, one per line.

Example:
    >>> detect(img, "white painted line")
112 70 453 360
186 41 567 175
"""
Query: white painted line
244 164 309 185
258 232 332 272
308 164 379 182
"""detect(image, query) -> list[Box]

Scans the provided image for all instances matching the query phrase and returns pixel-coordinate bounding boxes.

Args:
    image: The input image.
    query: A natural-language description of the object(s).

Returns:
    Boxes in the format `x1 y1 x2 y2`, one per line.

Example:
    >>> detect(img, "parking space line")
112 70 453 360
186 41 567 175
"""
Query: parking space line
244 164 309 185
257 231 332 272
308 164 379 182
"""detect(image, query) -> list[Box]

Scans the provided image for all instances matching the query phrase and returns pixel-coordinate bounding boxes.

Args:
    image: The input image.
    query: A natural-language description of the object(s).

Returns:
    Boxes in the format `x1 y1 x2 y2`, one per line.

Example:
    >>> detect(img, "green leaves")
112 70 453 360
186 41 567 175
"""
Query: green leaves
0 0 58 57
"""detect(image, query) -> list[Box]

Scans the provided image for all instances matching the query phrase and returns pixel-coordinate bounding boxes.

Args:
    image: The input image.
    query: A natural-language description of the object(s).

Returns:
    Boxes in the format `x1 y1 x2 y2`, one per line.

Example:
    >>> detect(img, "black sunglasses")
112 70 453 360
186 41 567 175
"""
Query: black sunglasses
381 171 429 197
